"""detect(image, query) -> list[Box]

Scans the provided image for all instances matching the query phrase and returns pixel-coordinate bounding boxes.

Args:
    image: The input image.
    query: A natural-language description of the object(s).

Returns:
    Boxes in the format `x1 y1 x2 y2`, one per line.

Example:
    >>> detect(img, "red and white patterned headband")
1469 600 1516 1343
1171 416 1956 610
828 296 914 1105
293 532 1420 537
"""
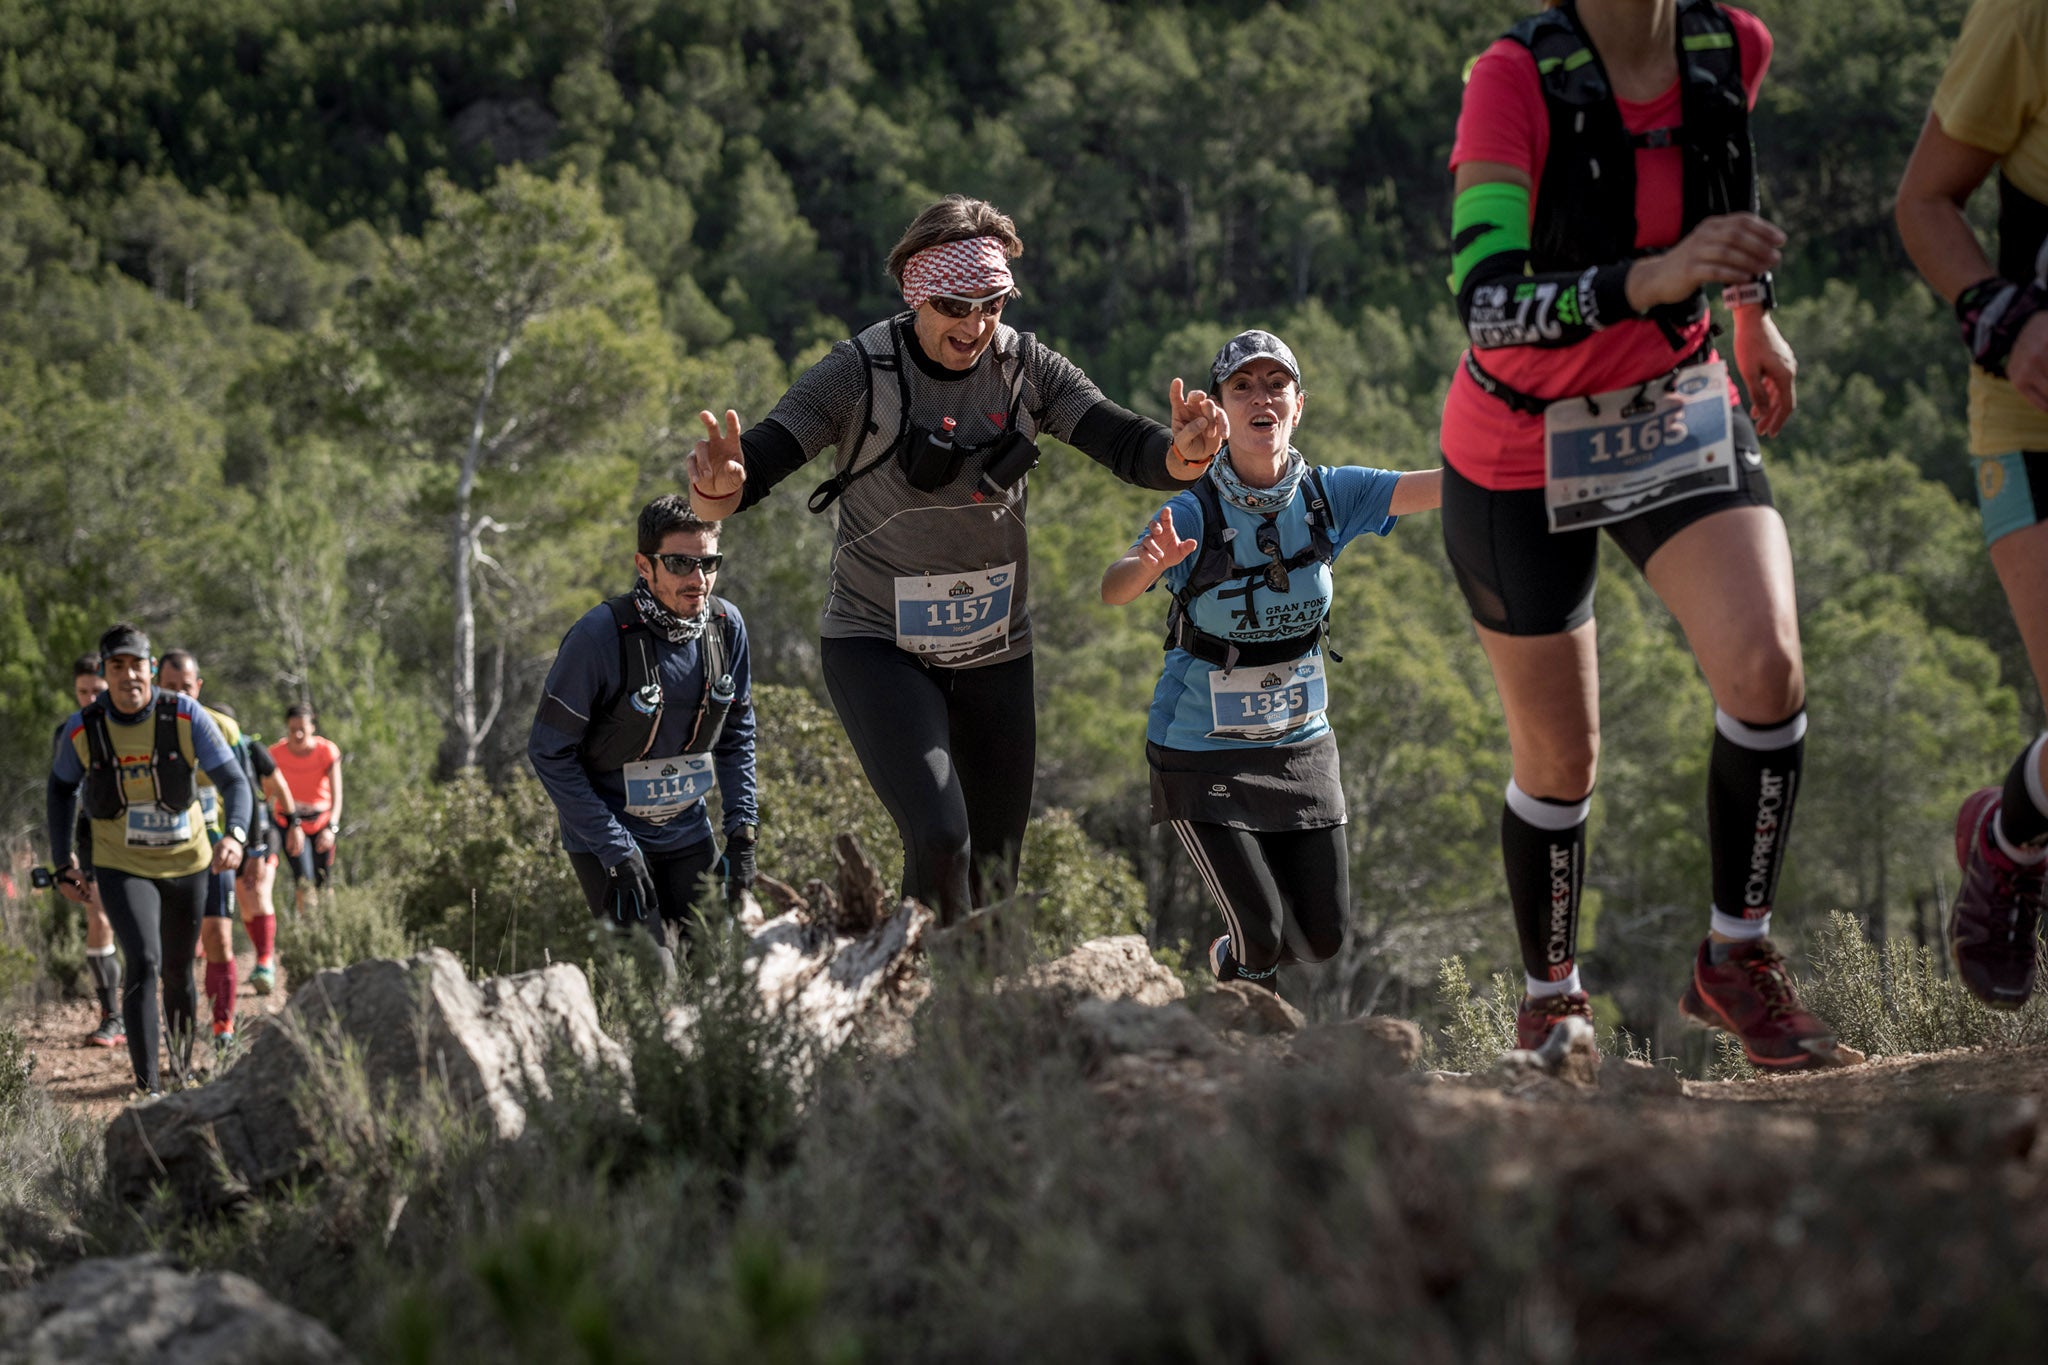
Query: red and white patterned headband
900 235 1015 310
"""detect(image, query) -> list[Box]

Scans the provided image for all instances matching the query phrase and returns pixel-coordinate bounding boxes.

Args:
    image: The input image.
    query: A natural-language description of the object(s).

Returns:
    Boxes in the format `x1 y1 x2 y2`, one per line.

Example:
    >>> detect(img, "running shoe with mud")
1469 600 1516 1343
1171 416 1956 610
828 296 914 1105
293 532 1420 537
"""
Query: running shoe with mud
1949 786 2043 1009
85 1014 124 1049
1680 937 1863 1069
1515 990 1594 1052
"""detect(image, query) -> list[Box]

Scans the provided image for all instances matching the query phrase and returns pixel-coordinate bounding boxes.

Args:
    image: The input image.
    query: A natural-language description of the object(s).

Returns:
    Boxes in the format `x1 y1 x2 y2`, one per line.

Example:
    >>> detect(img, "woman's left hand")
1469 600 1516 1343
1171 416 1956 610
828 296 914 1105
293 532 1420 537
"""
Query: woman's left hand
1169 378 1228 467
1732 308 1797 438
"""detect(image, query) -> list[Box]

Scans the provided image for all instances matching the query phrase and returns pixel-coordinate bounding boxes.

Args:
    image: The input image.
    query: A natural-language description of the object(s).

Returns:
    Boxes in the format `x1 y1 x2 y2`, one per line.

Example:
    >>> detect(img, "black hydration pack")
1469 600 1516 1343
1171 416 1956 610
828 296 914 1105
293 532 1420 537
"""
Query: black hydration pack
578 594 737 772
1163 470 1337 671
1504 0 1754 344
2000 174 2048 288
808 314 1034 512
78 692 194 821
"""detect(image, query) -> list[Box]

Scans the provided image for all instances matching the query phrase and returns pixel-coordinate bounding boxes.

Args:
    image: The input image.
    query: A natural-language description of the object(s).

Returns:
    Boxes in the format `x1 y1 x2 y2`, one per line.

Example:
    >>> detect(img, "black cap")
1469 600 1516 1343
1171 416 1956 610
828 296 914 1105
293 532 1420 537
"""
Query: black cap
97 623 152 663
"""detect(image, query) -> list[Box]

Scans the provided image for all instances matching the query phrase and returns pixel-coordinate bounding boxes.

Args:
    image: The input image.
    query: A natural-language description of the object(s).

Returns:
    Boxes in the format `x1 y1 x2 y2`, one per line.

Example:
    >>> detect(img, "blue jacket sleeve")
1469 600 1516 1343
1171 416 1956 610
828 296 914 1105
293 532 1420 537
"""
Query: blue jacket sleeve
48 716 84 867
713 605 757 835
528 611 636 867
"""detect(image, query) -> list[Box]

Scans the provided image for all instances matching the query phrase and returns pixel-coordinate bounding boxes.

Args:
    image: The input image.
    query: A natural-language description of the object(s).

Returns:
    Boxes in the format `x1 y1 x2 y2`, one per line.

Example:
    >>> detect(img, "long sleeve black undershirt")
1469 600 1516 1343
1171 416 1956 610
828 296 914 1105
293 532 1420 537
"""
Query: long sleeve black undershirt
732 398 1185 512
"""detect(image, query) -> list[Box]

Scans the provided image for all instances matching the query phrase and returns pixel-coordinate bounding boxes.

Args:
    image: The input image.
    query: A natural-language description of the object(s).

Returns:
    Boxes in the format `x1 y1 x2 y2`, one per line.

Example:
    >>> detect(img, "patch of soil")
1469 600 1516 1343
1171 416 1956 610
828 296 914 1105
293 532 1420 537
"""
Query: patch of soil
14 946 289 1118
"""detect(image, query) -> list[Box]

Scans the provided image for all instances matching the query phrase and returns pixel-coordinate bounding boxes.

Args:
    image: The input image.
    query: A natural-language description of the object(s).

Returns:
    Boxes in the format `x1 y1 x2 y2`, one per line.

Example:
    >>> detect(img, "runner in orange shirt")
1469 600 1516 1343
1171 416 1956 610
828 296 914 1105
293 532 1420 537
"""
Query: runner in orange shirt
268 705 342 914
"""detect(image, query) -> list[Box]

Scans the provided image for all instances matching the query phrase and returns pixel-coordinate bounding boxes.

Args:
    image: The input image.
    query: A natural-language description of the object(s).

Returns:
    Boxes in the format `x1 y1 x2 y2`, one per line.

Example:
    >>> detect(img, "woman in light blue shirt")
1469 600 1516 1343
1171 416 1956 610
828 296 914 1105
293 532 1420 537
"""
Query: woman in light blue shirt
1102 331 1440 989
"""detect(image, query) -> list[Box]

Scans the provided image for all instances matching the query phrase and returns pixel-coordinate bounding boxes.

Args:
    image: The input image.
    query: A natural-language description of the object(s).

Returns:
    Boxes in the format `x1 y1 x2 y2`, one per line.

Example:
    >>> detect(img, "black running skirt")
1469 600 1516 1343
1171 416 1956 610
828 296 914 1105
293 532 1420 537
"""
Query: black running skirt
1147 733 1346 833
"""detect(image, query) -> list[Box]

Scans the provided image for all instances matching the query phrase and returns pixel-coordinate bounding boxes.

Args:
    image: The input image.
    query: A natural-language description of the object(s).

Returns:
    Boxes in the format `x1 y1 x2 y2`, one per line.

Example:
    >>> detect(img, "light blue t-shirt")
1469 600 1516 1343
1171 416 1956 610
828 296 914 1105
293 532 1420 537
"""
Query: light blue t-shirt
1143 464 1402 752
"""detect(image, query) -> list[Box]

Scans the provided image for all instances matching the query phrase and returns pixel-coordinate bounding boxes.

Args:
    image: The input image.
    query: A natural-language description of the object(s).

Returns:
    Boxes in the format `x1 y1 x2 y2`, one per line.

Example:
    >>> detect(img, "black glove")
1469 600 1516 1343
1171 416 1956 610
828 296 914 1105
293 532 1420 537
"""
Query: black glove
1957 275 2047 379
719 826 757 904
606 846 657 926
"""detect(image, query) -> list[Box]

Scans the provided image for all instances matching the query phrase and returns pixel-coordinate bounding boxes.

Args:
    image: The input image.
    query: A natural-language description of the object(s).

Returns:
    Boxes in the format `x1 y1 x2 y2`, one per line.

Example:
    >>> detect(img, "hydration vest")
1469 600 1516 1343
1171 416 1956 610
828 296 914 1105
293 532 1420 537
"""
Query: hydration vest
2000 174 2048 288
579 594 737 772
1504 0 1754 343
1164 470 1338 671
807 314 1033 513
78 693 194 822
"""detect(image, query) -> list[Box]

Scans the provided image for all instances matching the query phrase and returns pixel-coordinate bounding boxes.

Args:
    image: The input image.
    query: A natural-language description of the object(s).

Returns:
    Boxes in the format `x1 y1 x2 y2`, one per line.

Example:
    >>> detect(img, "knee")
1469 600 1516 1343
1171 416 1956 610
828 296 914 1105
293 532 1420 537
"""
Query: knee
1715 640 1804 725
1294 924 1344 965
1516 729 1600 802
910 815 972 873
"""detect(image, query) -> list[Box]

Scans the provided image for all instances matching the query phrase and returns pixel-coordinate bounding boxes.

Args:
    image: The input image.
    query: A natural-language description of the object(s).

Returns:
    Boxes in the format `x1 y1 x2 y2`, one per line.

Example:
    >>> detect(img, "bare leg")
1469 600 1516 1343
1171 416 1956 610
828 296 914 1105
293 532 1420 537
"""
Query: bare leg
1473 618 1602 802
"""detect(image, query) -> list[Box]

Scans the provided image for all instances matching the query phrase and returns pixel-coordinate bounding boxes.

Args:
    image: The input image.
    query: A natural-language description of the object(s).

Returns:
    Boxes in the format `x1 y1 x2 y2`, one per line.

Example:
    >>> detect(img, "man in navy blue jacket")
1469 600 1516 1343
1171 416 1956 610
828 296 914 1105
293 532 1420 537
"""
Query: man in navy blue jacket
529 495 757 970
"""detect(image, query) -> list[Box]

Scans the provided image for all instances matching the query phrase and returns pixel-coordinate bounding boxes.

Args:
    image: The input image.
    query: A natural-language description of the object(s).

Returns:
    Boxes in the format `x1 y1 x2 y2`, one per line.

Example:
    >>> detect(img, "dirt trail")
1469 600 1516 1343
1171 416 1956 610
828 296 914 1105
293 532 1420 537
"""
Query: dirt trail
1687 1044 2048 1112
15 946 289 1119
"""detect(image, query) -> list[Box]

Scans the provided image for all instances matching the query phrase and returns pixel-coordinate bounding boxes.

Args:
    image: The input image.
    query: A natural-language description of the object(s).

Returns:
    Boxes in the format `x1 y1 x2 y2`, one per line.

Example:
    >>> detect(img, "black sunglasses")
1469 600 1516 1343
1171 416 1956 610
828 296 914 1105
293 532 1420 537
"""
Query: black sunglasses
654 551 723 577
927 290 1016 319
1253 521 1289 593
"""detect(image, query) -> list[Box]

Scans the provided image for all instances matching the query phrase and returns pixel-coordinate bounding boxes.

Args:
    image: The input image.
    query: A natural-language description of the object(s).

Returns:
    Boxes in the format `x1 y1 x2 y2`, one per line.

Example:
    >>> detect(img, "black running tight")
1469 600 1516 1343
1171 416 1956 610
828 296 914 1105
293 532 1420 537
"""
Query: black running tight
1170 821 1349 974
820 636 1035 926
97 867 206 1091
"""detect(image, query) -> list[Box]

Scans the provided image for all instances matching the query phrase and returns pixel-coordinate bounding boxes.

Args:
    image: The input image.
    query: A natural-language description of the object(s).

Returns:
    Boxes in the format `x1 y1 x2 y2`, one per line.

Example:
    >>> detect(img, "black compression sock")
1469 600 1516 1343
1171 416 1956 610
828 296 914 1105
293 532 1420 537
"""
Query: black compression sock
1708 708 1805 931
86 948 120 1018
1998 734 2048 851
1502 780 1589 984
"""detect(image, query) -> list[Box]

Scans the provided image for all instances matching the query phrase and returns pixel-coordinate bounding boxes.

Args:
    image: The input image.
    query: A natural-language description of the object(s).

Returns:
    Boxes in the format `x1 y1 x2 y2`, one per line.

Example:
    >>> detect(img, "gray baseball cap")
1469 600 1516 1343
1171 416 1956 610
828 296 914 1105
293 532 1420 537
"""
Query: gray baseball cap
1209 329 1301 391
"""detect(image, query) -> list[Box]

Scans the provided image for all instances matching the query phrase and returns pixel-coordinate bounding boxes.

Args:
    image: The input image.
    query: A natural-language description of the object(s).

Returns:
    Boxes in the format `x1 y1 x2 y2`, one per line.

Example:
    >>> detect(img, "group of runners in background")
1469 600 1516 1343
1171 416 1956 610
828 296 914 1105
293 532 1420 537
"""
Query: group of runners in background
43 634 340 1095
46 0 2048 1093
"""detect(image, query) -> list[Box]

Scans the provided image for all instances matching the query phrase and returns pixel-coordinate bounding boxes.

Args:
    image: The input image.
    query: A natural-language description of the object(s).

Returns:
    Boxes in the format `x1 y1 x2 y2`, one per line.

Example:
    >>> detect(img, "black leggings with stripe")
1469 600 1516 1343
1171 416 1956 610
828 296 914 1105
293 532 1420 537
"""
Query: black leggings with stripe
97 866 206 1091
1170 821 1349 974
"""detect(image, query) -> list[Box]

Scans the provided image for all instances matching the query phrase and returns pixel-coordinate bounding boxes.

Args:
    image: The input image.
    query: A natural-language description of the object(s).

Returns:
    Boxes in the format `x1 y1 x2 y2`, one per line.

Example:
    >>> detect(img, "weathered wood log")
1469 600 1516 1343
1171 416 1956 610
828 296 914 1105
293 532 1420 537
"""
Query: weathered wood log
830 832 892 936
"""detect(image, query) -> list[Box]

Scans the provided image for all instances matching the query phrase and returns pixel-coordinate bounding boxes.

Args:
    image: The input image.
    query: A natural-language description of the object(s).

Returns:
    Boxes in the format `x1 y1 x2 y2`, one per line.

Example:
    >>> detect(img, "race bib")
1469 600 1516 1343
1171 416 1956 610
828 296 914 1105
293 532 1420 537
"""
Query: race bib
126 805 194 849
1207 655 1328 742
1544 361 1737 532
893 563 1015 665
198 786 219 826
622 754 715 824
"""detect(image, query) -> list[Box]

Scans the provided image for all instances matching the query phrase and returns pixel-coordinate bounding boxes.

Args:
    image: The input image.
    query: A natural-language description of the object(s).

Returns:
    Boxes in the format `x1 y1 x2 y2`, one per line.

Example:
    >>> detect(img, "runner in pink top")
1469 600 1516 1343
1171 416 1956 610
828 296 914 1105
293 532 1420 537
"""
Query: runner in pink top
1437 0 1857 1072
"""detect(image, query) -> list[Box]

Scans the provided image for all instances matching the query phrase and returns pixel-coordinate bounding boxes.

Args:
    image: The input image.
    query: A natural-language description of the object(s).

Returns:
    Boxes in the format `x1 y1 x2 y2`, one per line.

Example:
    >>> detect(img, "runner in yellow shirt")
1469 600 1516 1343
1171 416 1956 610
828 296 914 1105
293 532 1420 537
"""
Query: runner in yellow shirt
1898 0 2048 1009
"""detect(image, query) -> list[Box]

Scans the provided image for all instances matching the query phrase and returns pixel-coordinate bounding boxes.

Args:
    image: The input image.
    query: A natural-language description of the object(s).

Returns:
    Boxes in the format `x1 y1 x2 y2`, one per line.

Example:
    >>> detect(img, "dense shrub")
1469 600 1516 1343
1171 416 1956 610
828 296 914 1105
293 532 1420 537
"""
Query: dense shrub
277 886 414 983
1799 909 2048 1057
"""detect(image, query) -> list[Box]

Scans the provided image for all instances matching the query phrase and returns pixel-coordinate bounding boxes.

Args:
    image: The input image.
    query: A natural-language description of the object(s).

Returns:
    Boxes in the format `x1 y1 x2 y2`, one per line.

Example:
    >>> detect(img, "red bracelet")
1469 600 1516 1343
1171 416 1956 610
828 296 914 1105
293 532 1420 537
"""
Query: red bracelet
691 480 739 501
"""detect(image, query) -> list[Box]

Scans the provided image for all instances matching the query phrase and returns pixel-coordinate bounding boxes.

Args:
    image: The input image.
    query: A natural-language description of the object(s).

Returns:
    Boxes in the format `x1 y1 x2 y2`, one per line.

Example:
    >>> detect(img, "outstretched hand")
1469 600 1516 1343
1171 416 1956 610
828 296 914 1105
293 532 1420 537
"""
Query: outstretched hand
1169 378 1227 467
687 409 747 509
1137 506 1198 573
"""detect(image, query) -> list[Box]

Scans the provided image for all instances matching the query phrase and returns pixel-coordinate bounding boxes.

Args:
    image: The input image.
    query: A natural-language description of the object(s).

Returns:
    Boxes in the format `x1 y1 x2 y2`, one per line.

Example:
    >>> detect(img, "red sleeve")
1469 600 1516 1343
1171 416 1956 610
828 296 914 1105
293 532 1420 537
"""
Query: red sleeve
1727 6 1773 108
1450 38 1547 178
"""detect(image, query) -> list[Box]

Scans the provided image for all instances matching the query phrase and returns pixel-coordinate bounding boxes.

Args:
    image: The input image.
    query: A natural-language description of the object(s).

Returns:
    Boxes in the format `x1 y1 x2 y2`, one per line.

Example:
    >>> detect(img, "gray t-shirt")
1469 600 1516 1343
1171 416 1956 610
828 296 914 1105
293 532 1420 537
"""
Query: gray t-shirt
762 316 1107 667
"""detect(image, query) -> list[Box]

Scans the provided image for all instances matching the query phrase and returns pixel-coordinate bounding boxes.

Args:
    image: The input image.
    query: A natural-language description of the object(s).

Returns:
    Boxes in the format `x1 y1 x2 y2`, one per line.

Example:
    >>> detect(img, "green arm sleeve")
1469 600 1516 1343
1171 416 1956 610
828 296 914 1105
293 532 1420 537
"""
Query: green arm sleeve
1449 181 1531 295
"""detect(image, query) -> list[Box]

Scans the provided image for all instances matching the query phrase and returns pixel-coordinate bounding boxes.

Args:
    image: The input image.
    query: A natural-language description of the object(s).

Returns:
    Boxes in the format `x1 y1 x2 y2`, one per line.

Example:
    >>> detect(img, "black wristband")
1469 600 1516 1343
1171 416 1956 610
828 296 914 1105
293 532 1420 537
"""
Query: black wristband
1957 275 2046 379
1586 262 1639 330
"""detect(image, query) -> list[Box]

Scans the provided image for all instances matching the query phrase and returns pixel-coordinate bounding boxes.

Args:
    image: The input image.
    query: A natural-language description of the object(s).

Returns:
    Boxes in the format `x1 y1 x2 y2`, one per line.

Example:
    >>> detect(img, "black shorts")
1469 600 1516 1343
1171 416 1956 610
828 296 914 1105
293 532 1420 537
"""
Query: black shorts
1442 408 1771 636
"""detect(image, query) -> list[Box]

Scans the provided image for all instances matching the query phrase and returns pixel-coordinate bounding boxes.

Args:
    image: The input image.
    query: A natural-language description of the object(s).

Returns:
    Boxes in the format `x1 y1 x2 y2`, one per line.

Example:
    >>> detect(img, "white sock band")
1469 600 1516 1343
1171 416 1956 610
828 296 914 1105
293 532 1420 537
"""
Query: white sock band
1710 905 1770 940
86 944 116 958
2025 732 2048 820
1714 707 1807 751
1505 778 1590 831
1525 966 1583 999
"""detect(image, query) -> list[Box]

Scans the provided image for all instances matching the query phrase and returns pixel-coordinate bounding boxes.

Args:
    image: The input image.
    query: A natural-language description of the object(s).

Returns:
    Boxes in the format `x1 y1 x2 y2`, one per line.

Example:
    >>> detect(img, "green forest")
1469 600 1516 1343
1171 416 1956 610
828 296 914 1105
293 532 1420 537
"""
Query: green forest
0 0 2022 1045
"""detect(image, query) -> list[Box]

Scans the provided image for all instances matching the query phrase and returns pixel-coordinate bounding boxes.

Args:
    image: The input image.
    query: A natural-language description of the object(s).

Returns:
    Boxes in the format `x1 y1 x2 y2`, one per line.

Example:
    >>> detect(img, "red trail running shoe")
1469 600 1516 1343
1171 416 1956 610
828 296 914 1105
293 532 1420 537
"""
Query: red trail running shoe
1680 937 1863 1070
1515 989 1594 1053
1949 786 2043 1010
